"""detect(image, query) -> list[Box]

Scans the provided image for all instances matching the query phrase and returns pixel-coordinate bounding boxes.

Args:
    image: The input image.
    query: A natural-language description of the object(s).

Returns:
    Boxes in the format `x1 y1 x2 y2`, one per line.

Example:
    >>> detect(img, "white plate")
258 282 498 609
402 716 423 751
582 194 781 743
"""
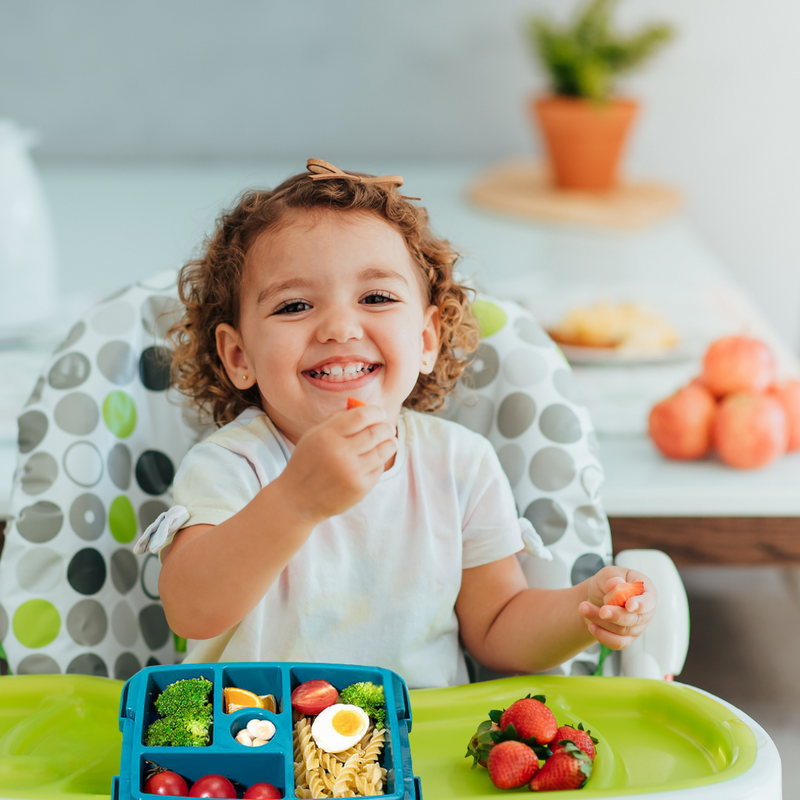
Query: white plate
555 340 703 366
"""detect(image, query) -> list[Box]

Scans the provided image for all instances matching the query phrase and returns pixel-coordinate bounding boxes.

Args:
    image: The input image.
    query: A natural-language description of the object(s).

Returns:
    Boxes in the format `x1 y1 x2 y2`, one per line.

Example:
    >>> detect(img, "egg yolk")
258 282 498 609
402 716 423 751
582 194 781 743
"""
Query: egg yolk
332 709 363 737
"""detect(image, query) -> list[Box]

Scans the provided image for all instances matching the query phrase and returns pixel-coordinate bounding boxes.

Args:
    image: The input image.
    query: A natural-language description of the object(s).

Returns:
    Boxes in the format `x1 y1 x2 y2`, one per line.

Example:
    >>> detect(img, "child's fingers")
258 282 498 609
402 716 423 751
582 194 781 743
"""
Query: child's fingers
580 600 653 638
602 575 626 595
586 621 636 651
348 421 397 455
334 404 388 434
360 437 398 471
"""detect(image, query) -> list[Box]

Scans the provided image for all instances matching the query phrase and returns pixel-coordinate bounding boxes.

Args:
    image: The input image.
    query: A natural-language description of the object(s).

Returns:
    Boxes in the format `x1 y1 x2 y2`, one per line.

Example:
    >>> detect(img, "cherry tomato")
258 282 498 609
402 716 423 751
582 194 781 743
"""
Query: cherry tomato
189 775 236 798
144 771 189 796
290 680 338 715
243 783 282 799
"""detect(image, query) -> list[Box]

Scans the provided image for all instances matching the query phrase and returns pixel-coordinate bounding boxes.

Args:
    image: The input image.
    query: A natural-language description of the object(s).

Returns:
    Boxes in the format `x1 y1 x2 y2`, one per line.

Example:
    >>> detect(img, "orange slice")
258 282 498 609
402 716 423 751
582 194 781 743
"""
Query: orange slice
259 694 277 713
223 687 263 713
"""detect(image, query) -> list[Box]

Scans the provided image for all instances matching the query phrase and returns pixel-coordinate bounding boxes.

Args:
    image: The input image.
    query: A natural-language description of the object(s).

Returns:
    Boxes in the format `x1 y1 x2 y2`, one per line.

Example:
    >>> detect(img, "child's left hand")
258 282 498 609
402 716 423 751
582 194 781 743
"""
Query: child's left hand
578 567 657 650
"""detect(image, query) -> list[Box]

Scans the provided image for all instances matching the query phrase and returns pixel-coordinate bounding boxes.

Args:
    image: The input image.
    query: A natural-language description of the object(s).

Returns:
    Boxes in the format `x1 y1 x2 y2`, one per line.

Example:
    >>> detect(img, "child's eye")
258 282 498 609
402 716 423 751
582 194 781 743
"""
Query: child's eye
360 291 398 305
273 299 312 315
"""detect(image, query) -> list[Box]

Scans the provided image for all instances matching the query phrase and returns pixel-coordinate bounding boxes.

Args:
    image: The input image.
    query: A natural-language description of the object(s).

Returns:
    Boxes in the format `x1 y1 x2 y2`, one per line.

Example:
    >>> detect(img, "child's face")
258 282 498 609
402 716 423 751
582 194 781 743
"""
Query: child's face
216 210 440 443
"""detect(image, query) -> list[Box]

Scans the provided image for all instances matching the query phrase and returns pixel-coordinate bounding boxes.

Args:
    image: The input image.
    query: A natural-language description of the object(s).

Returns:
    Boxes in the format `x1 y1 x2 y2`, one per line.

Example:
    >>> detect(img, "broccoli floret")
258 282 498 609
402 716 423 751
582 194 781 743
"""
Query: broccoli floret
339 682 386 729
154 677 213 717
144 705 212 747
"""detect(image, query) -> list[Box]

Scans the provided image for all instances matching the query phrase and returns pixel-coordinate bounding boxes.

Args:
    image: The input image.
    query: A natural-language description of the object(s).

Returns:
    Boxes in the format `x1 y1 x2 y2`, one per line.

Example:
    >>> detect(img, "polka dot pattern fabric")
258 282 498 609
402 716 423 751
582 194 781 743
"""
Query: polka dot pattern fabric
0 270 210 678
439 298 612 678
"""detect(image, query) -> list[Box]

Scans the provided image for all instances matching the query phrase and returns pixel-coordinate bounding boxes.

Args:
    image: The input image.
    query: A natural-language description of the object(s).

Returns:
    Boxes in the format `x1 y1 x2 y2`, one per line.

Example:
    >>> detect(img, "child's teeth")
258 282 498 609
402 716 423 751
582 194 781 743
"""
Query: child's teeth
343 365 356 375
330 365 343 375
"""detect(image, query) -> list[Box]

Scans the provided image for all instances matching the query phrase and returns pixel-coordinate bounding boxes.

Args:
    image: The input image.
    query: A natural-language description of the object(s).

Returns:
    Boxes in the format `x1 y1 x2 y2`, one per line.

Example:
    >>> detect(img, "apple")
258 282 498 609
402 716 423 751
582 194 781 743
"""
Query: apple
713 392 788 468
772 380 800 451
702 336 775 397
648 383 717 460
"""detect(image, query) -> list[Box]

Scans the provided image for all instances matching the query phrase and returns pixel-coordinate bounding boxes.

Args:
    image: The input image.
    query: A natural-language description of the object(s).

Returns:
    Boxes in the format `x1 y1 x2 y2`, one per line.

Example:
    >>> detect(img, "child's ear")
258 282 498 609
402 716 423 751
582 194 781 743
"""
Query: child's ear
420 305 440 374
216 323 256 390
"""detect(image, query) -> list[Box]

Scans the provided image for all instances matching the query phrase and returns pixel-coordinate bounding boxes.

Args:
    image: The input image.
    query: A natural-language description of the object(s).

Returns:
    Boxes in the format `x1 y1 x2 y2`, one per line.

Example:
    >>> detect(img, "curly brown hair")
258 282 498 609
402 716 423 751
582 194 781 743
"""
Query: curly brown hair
169 162 480 426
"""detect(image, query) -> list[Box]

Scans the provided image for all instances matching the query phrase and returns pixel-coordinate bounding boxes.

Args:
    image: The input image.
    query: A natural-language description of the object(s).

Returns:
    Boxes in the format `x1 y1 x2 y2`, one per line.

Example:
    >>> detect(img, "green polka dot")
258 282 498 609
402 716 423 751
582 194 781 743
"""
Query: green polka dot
13 599 60 648
103 391 137 438
109 495 137 543
472 300 507 339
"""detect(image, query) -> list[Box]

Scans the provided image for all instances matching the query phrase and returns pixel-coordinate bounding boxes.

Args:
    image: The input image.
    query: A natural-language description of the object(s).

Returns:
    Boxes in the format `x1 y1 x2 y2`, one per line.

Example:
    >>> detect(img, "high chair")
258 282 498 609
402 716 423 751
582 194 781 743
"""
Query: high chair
0 271 781 799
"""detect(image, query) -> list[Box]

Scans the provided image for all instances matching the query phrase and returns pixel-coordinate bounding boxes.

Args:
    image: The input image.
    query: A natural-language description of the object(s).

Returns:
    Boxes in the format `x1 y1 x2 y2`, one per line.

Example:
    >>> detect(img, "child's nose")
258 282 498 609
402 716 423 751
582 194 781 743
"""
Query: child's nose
316 306 363 343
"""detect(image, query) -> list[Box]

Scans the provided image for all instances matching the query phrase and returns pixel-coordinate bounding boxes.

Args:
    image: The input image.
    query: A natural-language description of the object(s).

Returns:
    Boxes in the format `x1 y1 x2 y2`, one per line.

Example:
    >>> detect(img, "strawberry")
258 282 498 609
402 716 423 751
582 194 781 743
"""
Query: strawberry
465 720 500 768
346 397 366 409
549 723 598 760
493 695 558 745
604 580 645 607
486 741 540 789
529 742 593 792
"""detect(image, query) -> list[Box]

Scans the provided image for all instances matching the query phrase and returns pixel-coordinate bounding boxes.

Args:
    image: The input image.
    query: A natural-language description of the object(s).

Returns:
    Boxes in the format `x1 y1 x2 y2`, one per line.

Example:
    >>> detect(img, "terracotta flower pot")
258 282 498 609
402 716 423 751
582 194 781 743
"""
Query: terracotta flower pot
532 95 639 191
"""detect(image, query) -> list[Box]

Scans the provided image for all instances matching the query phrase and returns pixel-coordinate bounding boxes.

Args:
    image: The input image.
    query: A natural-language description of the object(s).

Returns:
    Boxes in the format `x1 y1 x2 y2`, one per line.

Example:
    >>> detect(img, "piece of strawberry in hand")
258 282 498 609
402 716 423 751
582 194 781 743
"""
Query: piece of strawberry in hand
346 397 366 410
604 580 645 608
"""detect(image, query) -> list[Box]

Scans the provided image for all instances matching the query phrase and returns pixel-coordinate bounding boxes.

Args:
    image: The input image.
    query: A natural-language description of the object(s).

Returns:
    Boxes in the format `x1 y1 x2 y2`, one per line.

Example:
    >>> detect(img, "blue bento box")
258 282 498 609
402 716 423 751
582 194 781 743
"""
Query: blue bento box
113 662 421 800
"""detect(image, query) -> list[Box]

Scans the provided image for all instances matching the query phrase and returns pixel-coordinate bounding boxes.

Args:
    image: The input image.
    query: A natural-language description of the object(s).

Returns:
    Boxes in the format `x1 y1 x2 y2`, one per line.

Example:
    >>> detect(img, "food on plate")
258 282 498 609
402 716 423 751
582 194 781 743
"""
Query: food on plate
497 696 558 745
337 681 386 729
235 718 277 747
701 335 774 397
547 301 680 352
466 720 502 767
144 678 213 747
223 686 275 714
648 383 716 460
550 724 598 760
772 380 800 451
604 580 645 608
188 774 237 798
143 769 190 796
486 740 540 789
291 680 339 716
529 742 593 792
346 396 367 409
312 704 371 754
713 392 788 469
243 783 282 799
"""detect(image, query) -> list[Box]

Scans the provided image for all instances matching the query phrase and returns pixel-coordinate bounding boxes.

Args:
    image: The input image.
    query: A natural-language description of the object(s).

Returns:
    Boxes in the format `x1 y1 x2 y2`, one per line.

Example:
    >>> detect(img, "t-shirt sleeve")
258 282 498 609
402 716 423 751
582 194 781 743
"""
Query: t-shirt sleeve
461 439 525 569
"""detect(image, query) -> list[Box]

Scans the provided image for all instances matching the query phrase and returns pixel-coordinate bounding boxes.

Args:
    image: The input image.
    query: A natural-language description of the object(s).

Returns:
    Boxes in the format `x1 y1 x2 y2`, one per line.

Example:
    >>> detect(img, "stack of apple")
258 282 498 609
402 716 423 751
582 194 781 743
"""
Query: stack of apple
648 336 800 468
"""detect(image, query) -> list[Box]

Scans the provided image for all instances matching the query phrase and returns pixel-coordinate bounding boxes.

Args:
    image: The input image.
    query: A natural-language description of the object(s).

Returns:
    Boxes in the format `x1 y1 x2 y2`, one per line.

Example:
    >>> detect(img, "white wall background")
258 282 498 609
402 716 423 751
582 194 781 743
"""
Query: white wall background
2 0 799 350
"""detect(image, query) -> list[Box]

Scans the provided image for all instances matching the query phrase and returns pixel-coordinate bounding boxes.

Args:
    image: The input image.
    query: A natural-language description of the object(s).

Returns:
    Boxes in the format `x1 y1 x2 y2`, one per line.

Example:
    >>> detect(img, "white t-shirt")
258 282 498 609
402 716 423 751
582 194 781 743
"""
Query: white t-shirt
135 406 524 688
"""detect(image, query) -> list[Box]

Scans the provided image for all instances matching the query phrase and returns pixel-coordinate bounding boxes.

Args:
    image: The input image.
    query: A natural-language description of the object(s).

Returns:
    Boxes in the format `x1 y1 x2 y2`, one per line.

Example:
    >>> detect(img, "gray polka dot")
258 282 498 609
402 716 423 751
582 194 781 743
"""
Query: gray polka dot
112 600 139 646
141 554 161 600
529 447 576 491
97 341 137 385
448 394 495 438
70 493 106 540
514 316 553 347
497 393 536 439
142 295 183 339
17 654 61 675
91 302 135 336
16 500 63 543
497 443 526 488
63 441 103 487
501 348 549 388
111 549 139 594
588 432 601 459
21 452 58 495
54 321 86 354
139 500 169 534
115 652 141 681
67 599 108 646
139 604 170 650
25 376 46 407
570 661 597 676
574 505 610 547
581 466 603 500
67 653 108 678
553 369 582 404
48 353 91 390
539 404 582 444
108 443 132 490
464 343 499 389
16 547 62 592
54 392 99 436
523 498 568 545
571 553 606 586
18 410 48 453
0 604 6 640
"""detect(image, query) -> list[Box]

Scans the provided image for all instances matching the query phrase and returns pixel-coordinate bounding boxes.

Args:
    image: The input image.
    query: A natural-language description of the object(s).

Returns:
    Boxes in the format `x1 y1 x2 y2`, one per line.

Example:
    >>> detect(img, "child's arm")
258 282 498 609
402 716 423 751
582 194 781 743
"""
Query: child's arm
158 404 397 640
456 555 656 675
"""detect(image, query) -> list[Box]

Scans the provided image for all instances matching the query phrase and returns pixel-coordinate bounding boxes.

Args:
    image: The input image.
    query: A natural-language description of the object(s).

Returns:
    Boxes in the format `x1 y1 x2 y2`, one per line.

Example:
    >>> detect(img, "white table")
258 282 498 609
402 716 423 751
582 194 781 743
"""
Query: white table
2 159 799 564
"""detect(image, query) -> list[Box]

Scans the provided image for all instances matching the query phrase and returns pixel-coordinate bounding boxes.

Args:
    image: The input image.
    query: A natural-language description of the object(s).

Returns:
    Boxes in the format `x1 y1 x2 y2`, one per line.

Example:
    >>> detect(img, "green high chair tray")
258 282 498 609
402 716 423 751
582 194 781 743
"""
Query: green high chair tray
0 673 776 800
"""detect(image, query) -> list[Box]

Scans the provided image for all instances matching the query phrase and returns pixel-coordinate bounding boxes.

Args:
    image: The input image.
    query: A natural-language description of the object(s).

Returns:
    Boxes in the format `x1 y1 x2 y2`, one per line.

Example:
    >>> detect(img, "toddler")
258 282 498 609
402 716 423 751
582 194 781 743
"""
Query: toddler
135 158 656 689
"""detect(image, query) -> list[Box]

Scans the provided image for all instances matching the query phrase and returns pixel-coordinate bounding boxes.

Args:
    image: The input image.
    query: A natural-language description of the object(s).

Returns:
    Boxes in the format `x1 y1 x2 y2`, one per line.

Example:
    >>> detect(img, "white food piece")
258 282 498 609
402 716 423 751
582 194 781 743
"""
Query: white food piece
235 729 254 746
246 718 277 742
252 737 269 747
311 704 370 754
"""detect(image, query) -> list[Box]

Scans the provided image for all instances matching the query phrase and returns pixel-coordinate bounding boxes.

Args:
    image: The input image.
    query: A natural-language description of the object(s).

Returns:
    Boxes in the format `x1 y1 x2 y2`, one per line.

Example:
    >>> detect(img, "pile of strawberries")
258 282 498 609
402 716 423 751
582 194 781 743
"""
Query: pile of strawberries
466 695 597 792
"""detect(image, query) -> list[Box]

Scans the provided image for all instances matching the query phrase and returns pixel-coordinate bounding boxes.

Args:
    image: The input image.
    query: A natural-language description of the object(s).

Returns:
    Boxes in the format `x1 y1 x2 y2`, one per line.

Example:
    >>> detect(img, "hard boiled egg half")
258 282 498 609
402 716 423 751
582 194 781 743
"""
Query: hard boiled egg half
311 703 370 753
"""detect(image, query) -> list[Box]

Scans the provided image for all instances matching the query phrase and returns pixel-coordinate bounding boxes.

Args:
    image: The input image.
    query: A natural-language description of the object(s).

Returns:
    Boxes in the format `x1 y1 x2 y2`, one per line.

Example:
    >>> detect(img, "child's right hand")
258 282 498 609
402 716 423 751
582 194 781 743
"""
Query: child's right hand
277 404 398 524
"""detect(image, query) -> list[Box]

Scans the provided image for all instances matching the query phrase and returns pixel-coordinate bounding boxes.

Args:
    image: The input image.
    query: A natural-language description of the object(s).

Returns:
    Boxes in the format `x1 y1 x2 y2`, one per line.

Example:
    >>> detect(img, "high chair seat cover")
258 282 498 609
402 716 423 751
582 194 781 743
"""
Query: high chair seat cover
0 275 610 678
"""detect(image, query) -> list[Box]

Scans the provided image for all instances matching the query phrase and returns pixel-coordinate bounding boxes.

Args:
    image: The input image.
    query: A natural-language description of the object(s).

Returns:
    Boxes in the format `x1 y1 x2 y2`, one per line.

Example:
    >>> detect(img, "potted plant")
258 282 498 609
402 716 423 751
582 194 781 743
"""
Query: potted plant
526 0 674 191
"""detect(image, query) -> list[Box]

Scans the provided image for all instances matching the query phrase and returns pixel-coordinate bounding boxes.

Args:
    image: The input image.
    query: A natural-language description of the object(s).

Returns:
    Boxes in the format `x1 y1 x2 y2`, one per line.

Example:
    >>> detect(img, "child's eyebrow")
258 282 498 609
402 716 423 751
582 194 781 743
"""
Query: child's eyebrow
257 278 313 306
358 267 409 286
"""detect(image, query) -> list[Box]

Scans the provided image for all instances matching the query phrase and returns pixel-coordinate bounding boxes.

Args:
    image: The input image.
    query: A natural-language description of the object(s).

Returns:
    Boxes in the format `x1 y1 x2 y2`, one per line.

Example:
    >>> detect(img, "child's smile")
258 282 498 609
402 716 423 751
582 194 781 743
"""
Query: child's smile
216 209 440 444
